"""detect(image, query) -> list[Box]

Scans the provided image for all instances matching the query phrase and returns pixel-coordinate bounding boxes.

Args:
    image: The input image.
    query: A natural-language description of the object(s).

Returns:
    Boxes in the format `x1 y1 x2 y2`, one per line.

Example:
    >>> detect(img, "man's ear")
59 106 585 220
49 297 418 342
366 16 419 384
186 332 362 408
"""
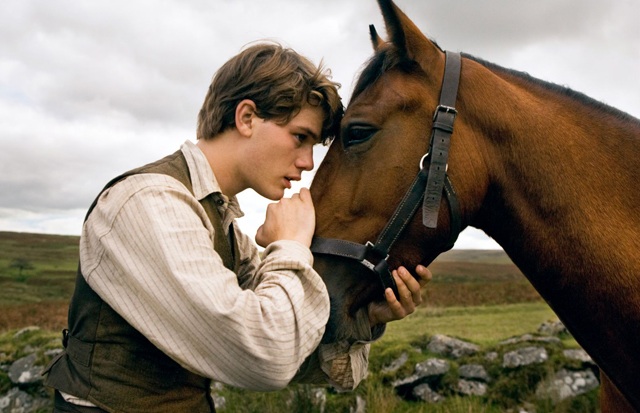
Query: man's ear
235 99 257 137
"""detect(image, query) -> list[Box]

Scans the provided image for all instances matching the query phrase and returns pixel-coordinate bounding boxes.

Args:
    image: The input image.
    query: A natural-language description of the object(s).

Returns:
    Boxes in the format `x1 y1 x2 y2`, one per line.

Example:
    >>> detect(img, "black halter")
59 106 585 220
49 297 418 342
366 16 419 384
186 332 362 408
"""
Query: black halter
310 51 463 300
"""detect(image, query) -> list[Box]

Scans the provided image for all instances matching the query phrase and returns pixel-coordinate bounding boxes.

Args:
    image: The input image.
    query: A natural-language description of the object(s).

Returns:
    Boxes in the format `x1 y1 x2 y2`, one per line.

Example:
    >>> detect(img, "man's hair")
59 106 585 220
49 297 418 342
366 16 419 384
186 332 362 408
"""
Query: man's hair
197 42 343 144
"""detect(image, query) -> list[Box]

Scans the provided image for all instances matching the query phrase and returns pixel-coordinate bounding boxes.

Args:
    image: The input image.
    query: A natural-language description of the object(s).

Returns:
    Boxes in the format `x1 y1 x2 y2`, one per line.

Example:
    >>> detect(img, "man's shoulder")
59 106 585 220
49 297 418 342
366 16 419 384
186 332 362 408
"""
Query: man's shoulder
105 173 191 202
91 173 192 220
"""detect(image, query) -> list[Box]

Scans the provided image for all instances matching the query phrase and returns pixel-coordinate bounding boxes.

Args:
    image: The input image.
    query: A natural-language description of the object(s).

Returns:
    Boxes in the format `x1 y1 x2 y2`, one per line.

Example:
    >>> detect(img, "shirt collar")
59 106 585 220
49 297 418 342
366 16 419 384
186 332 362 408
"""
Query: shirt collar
180 140 244 218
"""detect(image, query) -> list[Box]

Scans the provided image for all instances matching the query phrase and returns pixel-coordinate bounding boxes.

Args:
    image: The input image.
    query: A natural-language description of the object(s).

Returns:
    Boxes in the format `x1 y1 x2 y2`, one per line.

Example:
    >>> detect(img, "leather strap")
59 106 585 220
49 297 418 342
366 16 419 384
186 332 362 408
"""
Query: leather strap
439 51 462 108
423 51 461 228
375 166 430 253
310 238 398 298
442 175 461 250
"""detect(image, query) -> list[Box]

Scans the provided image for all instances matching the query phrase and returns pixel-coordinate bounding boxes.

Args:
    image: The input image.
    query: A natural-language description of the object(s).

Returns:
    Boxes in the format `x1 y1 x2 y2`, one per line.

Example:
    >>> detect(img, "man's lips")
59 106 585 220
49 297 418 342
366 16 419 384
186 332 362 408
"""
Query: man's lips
283 176 300 189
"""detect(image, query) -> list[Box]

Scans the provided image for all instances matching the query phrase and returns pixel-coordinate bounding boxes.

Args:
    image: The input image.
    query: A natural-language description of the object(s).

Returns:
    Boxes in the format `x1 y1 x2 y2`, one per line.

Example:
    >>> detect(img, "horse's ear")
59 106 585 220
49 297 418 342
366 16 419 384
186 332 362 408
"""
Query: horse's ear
376 0 440 62
369 24 385 51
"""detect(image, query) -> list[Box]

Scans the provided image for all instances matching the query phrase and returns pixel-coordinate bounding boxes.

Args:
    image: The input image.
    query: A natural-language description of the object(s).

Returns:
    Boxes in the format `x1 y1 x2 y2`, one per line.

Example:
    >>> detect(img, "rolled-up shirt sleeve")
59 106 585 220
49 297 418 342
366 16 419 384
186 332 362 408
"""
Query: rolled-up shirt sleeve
293 307 386 391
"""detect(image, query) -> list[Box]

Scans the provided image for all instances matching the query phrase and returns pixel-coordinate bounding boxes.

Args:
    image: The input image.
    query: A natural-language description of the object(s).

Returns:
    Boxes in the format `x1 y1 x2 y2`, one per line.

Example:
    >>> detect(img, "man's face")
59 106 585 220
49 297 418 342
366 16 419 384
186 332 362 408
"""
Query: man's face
245 105 324 200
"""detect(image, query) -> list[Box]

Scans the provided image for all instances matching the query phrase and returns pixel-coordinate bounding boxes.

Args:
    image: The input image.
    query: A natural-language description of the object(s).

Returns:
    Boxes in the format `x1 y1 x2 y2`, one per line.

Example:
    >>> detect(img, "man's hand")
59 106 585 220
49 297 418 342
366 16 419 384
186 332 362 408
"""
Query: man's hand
255 188 315 248
368 265 432 326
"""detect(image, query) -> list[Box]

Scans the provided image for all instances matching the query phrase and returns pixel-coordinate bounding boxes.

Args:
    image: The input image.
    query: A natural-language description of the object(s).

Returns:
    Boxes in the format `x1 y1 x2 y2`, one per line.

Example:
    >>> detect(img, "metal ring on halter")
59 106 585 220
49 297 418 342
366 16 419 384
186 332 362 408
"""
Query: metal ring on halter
419 153 430 170
420 153 449 172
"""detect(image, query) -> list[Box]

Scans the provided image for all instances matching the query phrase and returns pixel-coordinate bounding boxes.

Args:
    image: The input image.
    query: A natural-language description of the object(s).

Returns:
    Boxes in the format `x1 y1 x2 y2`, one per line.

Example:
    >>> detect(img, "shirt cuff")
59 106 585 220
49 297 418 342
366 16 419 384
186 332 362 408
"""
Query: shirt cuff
317 308 386 391
291 307 387 390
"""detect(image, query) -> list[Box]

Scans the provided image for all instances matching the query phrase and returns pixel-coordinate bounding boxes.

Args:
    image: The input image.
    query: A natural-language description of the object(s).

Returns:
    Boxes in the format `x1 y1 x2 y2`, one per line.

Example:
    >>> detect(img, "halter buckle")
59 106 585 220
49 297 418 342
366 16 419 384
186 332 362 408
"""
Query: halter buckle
361 241 389 271
433 105 458 121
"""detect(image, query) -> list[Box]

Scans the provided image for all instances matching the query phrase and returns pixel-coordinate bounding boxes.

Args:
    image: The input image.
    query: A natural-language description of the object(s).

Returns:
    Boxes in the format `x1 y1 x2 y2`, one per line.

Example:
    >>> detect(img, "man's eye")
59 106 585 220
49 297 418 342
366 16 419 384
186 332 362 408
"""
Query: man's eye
342 125 377 148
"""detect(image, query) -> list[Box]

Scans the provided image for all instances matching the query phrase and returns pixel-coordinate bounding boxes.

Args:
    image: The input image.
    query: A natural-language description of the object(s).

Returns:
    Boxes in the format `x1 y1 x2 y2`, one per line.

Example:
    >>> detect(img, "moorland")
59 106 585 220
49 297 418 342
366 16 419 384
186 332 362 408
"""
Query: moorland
2 231 597 412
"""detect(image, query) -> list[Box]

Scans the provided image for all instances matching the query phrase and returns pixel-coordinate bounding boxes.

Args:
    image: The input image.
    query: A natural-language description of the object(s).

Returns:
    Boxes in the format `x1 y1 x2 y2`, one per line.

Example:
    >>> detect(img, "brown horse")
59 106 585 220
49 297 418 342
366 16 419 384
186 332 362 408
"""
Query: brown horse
310 0 640 411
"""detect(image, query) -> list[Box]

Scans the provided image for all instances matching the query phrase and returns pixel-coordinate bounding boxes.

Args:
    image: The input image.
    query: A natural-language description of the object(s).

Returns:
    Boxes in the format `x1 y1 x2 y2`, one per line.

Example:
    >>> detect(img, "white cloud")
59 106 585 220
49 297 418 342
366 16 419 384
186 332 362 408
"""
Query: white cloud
0 207 85 236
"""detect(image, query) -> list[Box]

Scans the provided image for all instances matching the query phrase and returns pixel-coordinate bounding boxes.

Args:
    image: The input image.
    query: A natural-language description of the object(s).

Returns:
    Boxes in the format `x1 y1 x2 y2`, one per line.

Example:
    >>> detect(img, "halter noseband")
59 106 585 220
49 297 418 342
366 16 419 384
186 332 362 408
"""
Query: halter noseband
311 51 463 300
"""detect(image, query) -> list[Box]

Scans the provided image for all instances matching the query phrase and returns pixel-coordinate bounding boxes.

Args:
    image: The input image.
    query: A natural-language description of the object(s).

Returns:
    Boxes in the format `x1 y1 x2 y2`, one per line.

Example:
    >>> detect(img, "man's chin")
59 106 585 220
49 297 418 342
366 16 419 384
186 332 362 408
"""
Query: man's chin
257 188 285 201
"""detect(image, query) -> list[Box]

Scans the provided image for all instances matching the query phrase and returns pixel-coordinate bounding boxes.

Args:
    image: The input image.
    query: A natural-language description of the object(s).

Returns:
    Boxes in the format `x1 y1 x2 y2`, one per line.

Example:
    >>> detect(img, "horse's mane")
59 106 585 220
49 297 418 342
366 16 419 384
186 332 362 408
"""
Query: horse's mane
350 46 638 127
462 53 640 126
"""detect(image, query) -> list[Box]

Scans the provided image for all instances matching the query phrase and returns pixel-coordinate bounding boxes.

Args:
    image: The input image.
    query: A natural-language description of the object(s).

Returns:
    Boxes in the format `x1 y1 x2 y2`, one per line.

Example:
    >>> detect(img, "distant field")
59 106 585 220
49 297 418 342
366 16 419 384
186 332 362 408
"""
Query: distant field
426 248 541 306
0 231 79 330
0 231 547 334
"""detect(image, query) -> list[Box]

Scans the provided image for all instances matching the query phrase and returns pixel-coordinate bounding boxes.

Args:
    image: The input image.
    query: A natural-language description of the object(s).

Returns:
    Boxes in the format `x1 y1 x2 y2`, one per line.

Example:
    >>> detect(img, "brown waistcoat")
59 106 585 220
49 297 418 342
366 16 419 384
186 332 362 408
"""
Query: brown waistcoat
44 150 240 413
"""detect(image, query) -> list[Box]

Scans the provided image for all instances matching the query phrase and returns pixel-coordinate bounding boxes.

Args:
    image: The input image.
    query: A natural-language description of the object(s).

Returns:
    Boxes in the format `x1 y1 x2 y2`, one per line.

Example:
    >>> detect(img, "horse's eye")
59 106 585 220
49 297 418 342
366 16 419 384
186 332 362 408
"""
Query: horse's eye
342 125 377 148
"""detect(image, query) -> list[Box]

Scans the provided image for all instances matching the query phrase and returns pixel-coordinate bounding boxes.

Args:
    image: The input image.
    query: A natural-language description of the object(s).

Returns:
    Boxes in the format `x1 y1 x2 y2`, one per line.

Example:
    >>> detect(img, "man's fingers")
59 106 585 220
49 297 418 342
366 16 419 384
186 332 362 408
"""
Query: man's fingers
415 265 433 287
298 187 313 204
392 269 412 303
385 288 407 319
396 266 422 305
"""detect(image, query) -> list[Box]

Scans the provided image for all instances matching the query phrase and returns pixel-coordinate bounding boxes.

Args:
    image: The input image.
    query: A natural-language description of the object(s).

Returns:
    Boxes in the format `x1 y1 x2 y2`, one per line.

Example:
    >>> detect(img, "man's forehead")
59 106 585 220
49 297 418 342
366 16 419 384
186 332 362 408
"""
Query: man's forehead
291 106 323 141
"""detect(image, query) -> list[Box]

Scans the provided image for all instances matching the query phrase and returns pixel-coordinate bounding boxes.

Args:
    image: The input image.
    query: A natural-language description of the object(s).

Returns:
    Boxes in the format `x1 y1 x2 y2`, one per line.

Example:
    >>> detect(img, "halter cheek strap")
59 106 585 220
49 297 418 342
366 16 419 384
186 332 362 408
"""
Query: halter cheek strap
423 50 461 227
311 51 463 300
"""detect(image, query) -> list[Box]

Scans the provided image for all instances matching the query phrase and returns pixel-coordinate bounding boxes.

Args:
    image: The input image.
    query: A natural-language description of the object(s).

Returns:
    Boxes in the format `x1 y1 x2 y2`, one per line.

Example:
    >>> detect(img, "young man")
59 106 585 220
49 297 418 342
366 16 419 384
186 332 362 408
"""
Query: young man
44 43 431 412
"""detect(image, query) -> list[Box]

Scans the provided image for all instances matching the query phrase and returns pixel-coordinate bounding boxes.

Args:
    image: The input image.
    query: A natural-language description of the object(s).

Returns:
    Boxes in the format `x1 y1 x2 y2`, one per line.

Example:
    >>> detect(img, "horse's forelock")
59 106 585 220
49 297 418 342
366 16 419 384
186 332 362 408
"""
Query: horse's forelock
350 47 419 104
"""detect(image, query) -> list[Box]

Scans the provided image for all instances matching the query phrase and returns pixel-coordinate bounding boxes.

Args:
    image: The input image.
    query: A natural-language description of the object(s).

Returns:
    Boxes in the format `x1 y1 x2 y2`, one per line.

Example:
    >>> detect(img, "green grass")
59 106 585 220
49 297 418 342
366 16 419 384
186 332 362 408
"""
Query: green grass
383 303 559 347
0 232 78 306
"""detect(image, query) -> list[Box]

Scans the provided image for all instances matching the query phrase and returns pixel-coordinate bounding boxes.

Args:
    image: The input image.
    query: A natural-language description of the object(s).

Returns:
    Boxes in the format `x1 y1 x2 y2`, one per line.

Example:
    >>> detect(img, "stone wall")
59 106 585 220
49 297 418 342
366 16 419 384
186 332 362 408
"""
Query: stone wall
378 322 600 410
0 321 599 412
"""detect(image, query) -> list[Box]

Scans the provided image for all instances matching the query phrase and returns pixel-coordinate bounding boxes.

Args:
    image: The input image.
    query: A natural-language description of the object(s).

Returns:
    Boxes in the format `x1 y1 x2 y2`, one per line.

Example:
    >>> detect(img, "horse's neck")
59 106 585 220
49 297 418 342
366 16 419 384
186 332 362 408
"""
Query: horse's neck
470 72 640 284
448 56 640 411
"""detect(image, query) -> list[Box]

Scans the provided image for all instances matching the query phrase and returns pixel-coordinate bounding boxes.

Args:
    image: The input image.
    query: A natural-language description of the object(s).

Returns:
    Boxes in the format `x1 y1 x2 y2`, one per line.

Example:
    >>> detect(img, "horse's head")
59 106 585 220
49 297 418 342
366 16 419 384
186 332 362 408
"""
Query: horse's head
310 0 489 342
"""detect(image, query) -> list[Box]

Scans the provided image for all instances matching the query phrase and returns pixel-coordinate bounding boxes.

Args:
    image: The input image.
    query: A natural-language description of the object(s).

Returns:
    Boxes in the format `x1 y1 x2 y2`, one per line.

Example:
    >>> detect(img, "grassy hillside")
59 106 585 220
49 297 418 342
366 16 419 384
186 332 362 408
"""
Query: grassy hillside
0 231 544 332
427 248 541 306
0 231 79 330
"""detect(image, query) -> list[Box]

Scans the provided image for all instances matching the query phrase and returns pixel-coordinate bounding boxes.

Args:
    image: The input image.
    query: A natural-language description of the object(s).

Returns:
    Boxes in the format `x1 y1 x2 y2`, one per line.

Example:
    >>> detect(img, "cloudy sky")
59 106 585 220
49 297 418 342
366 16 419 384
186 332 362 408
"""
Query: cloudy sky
1 0 638 250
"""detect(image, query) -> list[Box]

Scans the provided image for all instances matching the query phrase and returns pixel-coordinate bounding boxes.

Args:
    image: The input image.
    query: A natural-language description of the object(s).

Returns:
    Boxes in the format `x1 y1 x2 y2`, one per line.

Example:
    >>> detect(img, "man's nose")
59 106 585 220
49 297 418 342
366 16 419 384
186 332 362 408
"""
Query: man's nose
296 146 314 171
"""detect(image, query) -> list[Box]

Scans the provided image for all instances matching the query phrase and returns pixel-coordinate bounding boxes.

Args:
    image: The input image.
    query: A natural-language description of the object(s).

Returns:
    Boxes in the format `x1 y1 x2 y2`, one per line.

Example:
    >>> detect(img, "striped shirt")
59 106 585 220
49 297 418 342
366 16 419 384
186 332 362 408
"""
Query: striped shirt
76 140 374 397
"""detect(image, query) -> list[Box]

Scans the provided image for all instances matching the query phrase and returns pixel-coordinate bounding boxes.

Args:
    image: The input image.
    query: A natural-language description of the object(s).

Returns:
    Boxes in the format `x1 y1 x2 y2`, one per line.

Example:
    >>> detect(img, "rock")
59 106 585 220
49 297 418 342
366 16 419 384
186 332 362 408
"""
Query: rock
381 352 408 373
209 381 226 410
8 353 43 385
538 320 567 336
310 387 327 413
563 349 593 364
509 402 537 413
426 335 479 358
412 383 444 403
12 327 41 339
0 387 50 412
459 364 490 382
457 379 488 396
503 346 548 368
536 369 599 402
392 358 450 396
499 334 561 345
350 395 366 413
211 393 226 410
484 351 498 361
44 349 63 358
